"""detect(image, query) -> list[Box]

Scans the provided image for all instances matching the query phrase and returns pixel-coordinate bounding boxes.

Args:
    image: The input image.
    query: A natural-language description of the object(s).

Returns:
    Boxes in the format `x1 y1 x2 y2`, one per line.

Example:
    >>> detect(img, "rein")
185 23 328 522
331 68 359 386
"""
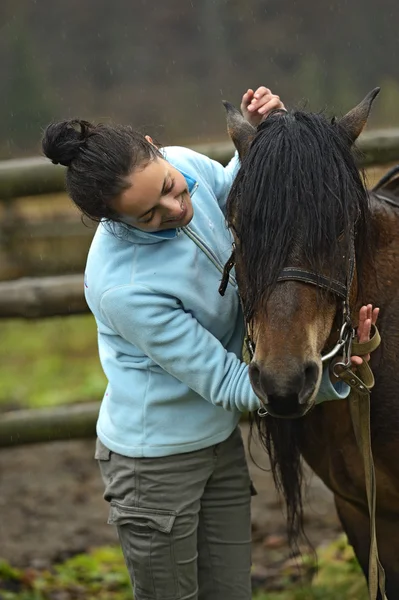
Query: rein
219 240 386 600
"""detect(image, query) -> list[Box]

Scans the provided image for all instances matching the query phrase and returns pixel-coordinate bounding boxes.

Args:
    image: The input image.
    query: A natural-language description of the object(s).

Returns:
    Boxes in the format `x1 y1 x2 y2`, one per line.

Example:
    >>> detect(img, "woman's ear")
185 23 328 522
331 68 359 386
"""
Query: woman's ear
145 135 155 145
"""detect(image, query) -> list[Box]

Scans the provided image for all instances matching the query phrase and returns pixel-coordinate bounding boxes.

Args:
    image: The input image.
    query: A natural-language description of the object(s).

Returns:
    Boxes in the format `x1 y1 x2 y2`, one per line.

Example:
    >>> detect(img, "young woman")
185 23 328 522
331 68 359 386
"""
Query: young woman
42 87 377 600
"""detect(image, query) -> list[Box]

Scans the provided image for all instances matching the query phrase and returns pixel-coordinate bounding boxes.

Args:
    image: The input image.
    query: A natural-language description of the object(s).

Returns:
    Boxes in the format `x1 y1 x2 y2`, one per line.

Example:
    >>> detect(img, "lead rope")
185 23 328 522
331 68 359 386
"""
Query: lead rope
339 246 386 600
335 327 387 600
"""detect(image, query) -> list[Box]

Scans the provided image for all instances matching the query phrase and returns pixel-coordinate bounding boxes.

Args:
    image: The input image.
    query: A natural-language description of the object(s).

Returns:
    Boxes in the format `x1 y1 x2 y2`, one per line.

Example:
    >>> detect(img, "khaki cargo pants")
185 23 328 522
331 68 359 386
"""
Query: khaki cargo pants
95 427 254 599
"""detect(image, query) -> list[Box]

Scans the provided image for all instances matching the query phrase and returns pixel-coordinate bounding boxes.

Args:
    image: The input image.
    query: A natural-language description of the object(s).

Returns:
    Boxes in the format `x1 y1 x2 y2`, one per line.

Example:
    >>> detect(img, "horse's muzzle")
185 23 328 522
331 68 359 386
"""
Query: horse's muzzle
248 360 319 418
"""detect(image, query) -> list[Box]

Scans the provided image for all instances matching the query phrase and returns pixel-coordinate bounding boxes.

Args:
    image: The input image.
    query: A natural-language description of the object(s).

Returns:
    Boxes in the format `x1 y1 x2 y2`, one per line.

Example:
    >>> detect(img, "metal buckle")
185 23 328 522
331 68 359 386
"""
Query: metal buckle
321 320 353 363
321 302 355 363
257 405 268 417
332 362 369 395
333 359 352 378
246 337 255 359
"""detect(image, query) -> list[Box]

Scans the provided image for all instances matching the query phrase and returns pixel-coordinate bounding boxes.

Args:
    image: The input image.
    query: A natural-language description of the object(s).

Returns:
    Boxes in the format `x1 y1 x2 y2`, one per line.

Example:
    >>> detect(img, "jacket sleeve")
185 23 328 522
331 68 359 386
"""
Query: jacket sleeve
100 283 261 412
100 284 349 412
316 365 350 403
205 152 240 212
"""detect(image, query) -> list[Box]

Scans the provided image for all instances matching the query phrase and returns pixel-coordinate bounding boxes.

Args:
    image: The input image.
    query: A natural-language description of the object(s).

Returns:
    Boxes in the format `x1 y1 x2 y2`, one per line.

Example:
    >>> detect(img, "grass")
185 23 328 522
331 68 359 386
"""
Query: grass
0 537 367 599
0 315 105 412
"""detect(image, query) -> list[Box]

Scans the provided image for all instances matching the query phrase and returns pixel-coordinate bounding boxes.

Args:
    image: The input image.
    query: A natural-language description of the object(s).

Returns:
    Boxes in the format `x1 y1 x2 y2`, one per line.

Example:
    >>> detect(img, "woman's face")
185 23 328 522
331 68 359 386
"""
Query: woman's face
112 156 194 232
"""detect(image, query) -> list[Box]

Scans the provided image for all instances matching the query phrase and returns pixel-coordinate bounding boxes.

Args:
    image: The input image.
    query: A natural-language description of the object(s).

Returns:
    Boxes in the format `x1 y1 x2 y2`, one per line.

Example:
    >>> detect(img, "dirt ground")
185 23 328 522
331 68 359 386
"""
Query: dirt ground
0 424 342 572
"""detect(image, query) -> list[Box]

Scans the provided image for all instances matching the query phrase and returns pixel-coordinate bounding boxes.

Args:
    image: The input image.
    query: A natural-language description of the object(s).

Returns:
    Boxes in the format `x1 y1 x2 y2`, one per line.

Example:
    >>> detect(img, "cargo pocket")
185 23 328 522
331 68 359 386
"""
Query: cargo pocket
109 501 178 599
94 438 111 461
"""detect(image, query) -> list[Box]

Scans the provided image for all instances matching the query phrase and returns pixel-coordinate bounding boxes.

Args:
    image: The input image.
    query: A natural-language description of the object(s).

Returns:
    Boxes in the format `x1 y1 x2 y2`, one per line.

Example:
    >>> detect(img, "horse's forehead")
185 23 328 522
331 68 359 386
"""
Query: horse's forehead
263 283 305 319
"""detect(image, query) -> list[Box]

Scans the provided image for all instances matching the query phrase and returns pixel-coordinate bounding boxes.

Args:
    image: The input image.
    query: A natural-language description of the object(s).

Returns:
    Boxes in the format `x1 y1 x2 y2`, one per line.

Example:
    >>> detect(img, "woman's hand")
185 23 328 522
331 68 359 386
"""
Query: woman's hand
241 87 285 127
351 304 380 366
329 304 379 383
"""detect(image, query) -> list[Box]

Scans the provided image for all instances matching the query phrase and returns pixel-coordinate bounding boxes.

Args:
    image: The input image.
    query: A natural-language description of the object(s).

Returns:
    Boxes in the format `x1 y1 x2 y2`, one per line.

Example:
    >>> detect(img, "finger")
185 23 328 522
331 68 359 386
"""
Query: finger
258 96 284 115
357 305 367 340
358 318 371 343
253 86 271 100
372 307 379 325
249 89 272 111
367 304 372 321
351 356 363 366
358 305 367 326
241 89 254 111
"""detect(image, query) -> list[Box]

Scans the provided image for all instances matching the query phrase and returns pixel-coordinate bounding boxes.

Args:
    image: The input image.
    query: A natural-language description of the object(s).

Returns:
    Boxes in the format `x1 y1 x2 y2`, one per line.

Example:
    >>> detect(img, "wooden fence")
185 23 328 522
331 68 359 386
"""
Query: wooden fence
1 130 399 447
1 130 399 280
1 129 399 200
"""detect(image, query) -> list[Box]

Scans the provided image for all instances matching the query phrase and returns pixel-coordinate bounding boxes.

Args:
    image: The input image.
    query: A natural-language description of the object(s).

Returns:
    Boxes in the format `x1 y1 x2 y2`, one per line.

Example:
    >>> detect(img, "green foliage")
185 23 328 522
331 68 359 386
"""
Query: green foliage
0 560 22 581
0 316 106 412
0 537 368 599
255 536 367 599
0 547 132 600
1 0 399 157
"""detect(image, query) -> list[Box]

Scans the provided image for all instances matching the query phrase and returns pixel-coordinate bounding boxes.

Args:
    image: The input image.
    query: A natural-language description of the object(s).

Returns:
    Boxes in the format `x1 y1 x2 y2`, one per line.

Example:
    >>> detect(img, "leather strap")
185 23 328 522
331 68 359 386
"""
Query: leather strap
336 326 387 600
351 324 381 358
277 268 347 299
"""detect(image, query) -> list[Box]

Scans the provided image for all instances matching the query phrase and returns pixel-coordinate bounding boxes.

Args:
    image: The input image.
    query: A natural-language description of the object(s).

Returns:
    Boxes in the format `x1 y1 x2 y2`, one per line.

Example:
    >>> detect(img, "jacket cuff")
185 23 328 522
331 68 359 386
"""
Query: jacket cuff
315 363 350 404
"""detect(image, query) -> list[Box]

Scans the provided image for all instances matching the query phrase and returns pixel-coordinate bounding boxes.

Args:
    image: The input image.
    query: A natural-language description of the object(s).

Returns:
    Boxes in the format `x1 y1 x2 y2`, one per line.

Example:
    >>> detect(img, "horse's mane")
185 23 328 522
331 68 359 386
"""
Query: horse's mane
226 110 372 320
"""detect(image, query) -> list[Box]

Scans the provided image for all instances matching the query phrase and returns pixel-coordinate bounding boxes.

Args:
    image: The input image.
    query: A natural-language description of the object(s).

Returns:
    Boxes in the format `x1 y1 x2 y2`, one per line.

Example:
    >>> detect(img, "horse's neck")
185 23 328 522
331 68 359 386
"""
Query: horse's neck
360 197 399 378
367 196 399 307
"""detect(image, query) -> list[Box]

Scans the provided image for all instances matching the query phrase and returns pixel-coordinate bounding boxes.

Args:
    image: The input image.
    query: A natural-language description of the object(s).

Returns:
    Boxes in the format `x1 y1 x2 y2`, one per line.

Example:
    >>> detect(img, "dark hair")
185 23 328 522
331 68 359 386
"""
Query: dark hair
42 119 161 221
227 110 371 321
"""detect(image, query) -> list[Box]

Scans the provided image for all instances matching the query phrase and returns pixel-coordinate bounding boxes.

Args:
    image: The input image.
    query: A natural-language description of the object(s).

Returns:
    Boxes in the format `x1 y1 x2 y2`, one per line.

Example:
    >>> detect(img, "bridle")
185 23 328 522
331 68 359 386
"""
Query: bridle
219 234 357 372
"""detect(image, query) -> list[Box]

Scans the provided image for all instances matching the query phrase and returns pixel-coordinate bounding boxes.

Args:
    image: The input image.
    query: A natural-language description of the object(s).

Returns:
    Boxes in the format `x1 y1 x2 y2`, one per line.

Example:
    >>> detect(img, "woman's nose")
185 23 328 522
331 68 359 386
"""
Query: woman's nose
163 196 182 219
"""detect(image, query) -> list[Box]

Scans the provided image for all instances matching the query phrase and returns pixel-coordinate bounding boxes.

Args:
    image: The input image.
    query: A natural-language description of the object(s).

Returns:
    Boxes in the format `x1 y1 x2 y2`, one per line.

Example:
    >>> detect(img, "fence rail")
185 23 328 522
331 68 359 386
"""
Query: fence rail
0 275 86 318
1 130 399 200
0 402 98 447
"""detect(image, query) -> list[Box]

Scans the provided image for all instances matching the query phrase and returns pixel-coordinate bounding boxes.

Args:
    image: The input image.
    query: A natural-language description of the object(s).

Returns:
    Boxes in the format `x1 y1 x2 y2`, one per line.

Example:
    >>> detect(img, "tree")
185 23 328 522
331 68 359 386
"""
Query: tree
0 22 55 156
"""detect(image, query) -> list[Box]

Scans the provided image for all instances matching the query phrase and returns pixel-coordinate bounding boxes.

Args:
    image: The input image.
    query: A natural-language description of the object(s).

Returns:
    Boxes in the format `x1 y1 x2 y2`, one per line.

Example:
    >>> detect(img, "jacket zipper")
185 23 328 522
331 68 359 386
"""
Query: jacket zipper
182 225 237 288
182 180 237 289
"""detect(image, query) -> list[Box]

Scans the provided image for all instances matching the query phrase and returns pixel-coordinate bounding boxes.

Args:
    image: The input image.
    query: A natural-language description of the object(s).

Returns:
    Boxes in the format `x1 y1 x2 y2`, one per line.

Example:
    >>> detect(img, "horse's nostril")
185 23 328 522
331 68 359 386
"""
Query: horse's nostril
249 362 271 404
299 361 319 404
304 362 318 383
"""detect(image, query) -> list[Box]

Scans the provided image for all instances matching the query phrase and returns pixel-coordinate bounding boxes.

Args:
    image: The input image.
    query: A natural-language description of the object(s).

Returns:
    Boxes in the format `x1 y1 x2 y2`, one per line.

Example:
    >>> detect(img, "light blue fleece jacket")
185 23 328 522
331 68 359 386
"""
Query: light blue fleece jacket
84 146 349 458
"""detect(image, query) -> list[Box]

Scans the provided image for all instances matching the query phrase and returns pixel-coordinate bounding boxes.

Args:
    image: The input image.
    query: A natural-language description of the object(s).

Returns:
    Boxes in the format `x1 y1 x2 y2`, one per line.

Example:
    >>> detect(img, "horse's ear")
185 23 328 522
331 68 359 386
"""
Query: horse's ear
223 101 256 160
338 87 380 144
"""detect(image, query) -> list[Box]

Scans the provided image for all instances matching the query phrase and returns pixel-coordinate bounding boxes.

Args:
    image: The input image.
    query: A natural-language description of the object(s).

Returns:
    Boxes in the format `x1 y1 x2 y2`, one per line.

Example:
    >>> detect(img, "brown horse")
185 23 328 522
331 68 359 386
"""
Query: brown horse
223 90 399 599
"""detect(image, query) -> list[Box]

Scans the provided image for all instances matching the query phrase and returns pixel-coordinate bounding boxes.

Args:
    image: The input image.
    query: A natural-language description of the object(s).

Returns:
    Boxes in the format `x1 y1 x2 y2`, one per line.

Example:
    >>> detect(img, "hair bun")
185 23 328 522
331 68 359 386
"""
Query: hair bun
42 119 93 167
